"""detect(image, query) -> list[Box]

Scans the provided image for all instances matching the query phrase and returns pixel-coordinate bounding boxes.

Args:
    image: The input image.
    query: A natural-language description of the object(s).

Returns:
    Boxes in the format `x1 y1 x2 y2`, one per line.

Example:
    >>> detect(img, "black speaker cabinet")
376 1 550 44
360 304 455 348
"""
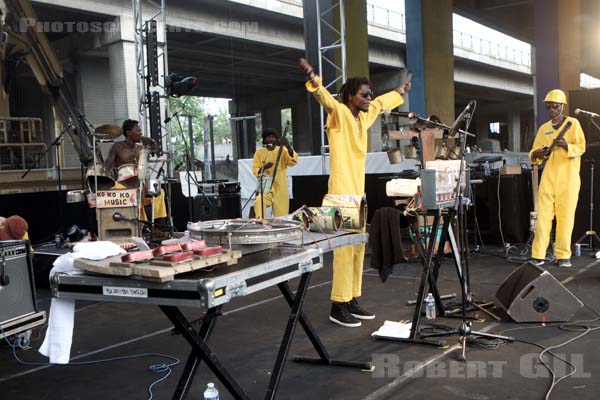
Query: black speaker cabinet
495 262 583 322
0 240 46 338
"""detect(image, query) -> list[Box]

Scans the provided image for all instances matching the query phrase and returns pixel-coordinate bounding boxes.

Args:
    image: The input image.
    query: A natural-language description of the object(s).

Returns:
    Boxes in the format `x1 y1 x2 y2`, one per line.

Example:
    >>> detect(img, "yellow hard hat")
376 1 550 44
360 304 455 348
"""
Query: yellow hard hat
544 89 567 104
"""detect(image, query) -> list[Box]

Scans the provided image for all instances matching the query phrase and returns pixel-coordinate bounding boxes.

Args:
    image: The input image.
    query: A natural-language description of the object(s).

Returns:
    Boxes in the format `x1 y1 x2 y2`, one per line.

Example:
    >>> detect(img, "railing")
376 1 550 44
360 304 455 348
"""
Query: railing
453 31 531 67
0 117 48 170
367 3 405 32
366 3 531 69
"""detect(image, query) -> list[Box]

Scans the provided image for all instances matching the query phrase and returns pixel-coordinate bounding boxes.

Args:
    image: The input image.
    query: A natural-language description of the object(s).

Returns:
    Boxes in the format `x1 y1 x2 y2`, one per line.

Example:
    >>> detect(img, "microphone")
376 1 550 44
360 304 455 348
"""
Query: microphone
164 111 179 124
112 212 125 222
449 100 475 137
389 111 419 119
574 108 599 118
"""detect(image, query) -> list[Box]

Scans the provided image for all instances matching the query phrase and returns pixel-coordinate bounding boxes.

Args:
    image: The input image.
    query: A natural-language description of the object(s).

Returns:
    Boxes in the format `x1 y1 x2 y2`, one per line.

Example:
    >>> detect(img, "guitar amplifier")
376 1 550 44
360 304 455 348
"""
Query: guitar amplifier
199 180 241 195
0 240 46 338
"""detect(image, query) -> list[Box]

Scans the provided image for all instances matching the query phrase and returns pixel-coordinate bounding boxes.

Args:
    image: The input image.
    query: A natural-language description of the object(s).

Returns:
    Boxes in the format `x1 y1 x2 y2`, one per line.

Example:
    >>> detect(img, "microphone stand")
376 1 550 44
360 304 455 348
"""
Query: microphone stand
21 123 71 236
22 123 71 180
575 113 600 251
240 161 272 218
414 112 512 360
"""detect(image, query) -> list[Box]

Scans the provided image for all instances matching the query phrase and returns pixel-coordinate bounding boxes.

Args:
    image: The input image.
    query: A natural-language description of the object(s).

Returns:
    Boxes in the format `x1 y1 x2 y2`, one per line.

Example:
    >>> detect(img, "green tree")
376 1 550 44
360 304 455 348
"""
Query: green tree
168 97 232 169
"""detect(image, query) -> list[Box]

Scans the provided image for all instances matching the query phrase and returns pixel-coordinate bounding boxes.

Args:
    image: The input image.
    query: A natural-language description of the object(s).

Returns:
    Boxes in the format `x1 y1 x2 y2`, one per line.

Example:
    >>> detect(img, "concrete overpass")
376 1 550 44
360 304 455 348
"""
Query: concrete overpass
9 0 536 171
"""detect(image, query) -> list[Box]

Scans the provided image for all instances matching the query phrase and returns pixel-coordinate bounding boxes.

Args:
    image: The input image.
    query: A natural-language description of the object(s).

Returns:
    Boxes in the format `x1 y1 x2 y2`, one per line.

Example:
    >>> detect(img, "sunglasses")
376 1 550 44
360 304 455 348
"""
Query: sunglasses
545 103 562 110
360 90 374 99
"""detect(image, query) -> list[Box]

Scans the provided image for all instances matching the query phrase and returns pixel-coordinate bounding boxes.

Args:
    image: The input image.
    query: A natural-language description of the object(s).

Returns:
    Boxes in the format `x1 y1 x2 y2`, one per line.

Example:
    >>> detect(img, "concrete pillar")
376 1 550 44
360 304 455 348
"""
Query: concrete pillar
261 107 282 135
508 110 521 152
302 0 333 155
534 0 581 127
405 0 454 124
291 103 311 154
339 0 369 79
108 40 139 125
475 115 490 148
332 0 373 149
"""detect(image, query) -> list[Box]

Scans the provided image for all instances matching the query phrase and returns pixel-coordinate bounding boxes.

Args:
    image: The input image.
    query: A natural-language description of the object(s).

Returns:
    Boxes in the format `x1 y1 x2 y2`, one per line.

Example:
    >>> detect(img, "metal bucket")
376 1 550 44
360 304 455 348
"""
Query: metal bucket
405 145 418 159
386 147 403 164
66 190 87 203
322 194 367 231
435 144 449 159
300 207 343 232
447 145 462 160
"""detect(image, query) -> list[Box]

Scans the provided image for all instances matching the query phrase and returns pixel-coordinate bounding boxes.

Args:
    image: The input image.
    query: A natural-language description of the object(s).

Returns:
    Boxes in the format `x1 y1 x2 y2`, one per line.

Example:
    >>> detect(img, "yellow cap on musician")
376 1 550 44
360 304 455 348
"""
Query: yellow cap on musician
544 89 567 104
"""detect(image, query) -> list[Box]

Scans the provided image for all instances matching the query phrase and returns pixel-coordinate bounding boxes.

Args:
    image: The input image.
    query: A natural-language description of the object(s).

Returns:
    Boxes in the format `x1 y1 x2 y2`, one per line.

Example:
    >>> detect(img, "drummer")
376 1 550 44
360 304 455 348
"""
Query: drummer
105 119 167 221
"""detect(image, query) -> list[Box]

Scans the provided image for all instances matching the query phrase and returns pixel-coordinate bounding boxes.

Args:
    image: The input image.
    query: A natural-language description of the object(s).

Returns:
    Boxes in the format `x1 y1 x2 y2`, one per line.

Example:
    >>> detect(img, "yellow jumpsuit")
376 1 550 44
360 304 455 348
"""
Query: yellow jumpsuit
529 116 586 260
306 76 404 302
112 182 167 221
252 146 299 218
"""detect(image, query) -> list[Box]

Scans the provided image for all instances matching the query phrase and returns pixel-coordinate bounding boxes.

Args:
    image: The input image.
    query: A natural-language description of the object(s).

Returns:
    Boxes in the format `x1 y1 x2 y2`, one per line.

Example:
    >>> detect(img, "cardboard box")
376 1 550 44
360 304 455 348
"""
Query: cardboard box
500 166 522 175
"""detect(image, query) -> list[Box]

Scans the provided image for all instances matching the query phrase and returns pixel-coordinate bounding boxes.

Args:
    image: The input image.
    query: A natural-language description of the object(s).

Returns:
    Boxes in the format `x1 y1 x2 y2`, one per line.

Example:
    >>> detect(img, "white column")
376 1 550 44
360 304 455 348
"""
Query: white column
108 40 139 125
508 110 521 152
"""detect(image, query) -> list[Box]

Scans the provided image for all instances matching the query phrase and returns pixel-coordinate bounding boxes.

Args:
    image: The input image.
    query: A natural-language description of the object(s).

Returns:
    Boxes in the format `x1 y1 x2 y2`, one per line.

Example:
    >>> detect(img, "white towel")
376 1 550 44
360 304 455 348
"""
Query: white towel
371 320 412 339
39 242 125 364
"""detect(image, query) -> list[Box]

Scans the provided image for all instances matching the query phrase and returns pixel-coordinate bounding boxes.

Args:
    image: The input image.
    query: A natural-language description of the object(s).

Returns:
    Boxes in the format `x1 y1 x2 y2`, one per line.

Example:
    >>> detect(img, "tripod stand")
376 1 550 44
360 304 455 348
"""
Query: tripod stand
575 157 600 251
411 105 513 360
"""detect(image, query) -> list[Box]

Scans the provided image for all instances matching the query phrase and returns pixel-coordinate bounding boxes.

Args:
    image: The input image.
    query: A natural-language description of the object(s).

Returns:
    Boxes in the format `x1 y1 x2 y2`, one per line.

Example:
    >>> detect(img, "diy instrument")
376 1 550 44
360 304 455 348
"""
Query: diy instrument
94 124 123 139
256 174 273 194
530 165 539 232
86 163 115 192
66 189 87 203
540 120 573 166
268 120 291 192
188 218 303 254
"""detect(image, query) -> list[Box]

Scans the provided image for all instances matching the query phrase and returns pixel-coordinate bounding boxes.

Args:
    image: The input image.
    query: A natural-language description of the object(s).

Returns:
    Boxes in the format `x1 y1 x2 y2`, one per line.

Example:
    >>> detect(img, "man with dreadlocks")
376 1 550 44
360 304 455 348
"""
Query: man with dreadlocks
299 57 411 327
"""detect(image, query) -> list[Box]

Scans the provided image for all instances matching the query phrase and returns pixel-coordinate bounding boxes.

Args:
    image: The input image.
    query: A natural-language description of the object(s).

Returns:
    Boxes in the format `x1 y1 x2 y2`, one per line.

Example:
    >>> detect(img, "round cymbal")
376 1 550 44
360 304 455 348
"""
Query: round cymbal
94 124 122 138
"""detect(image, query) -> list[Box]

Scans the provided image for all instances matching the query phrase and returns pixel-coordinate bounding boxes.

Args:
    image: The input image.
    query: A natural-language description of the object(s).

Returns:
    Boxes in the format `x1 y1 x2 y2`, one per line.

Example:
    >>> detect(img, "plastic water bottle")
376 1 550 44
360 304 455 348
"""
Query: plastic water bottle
203 383 219 400
425 293 436 320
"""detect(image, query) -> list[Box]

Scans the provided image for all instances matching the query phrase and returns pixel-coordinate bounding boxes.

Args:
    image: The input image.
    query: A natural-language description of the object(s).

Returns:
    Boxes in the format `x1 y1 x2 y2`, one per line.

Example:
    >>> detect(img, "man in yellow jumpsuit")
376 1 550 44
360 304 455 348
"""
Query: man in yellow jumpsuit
252 128 299 218
300 58 411 327
530 89 586 268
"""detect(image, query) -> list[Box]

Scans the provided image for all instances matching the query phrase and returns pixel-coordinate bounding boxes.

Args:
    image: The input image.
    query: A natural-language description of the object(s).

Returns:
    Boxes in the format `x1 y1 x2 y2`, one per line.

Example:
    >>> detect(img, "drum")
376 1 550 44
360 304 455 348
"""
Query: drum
86 164 115 192
137 148 150 183
257 174 273 194
117 164 138 182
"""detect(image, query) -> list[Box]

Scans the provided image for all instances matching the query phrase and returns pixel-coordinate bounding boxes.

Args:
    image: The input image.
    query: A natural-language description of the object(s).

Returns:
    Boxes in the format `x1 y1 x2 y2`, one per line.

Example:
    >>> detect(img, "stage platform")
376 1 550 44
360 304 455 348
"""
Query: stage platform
1 248 600 399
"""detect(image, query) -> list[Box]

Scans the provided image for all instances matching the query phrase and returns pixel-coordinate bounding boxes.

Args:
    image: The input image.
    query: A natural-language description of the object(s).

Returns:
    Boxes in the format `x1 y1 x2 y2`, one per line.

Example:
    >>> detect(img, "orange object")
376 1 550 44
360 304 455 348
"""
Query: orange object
162 251 193 263
194 246 223 257
181 240 206 251
152 243 182 256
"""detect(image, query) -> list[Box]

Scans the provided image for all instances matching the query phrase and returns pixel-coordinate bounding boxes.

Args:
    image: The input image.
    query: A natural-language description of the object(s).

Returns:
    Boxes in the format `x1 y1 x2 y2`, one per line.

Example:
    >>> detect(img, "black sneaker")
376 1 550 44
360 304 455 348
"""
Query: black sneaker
558 259 572 268
347 298 376 320
530 259 545 266
329 302 361 327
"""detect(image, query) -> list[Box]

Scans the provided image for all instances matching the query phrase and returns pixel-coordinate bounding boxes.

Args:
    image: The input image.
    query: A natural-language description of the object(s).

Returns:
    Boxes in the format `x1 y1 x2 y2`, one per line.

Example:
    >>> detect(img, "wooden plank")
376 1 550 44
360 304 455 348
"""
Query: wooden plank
74 255 133 276
75 249 242 282
131 263 177 279
388 128 444 140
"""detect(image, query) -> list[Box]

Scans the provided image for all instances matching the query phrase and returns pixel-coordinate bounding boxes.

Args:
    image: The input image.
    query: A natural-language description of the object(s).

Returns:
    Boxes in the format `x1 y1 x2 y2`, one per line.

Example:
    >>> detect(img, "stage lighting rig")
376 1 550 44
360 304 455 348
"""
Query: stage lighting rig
165 73 199 97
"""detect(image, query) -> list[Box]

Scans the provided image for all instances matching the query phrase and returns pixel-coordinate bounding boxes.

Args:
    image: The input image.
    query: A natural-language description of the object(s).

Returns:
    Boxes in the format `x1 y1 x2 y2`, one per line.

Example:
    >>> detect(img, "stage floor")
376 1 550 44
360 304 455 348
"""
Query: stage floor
2 248 600 399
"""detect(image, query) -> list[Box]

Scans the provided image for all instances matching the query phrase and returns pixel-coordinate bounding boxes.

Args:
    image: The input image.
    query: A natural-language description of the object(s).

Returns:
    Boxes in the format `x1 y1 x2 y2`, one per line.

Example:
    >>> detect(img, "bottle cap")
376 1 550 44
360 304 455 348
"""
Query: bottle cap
207 383 214 388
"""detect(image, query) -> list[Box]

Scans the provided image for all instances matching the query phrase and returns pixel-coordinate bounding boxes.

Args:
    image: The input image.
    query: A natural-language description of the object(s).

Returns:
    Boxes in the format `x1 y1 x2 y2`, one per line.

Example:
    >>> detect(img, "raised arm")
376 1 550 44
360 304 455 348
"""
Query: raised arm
365 76 411 127
299 57 339 114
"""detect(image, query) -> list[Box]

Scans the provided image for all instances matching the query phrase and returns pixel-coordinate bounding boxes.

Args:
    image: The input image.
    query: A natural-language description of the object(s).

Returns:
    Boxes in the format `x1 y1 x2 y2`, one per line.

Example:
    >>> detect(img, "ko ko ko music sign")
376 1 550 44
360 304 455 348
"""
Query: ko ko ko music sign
96 190 138 208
